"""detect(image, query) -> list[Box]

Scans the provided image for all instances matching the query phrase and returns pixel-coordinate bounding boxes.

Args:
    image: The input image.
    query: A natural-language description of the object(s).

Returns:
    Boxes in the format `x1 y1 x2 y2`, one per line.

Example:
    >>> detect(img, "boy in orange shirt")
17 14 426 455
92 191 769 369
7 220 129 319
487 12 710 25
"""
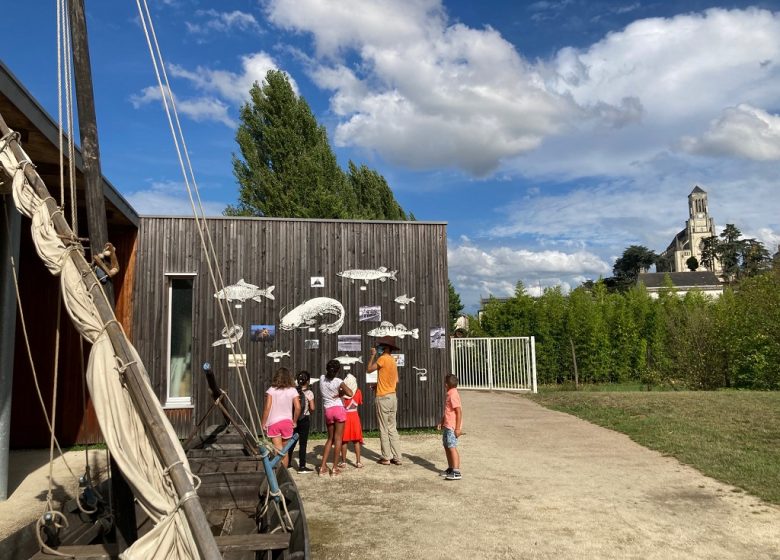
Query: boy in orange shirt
437 374 462 480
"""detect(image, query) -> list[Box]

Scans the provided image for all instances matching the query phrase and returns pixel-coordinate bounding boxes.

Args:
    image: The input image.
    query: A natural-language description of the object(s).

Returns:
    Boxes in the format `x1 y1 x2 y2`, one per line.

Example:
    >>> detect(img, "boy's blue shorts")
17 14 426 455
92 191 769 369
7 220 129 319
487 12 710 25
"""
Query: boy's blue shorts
442 428 458 449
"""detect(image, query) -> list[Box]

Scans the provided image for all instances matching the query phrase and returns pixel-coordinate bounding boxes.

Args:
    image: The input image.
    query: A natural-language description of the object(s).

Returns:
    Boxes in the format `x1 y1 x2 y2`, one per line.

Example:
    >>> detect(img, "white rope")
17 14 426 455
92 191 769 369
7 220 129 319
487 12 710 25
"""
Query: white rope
136 0 263 439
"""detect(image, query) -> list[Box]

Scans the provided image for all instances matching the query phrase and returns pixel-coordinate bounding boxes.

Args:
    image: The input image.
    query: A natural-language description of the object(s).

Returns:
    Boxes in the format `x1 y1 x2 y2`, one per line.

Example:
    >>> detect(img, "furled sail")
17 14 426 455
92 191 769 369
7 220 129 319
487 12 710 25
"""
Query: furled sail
1 136 202 558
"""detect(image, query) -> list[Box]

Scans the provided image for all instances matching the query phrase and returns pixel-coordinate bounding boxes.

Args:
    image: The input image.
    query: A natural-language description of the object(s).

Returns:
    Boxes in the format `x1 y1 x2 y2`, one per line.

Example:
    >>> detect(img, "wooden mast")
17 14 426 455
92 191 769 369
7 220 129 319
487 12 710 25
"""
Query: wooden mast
66 0 135 548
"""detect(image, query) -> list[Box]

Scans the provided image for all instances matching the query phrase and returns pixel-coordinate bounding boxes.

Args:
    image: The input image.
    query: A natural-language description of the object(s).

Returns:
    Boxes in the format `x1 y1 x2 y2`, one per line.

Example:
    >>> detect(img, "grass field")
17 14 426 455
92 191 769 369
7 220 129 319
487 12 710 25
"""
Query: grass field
528 390 780 504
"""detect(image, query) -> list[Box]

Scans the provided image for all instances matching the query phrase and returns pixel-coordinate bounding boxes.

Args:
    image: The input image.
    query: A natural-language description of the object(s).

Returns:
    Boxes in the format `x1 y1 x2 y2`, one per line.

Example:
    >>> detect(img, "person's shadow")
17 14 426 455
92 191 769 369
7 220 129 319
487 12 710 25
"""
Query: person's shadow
308 443 440 473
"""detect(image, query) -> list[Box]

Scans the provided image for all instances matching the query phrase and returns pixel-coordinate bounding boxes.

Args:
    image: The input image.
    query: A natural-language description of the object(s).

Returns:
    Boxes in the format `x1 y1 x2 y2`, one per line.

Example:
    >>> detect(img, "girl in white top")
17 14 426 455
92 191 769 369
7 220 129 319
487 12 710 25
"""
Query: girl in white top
318 360 353 476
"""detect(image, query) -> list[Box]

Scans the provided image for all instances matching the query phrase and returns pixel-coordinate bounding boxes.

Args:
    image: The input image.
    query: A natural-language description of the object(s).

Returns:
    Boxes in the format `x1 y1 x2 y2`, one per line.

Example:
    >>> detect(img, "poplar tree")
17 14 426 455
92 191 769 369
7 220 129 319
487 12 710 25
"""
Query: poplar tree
227 70 409 220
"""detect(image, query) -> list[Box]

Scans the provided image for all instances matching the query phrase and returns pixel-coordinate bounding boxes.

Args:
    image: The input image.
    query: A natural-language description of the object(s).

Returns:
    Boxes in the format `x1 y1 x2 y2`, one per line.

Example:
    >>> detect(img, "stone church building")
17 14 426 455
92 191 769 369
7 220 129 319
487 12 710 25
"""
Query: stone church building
657 186 722 274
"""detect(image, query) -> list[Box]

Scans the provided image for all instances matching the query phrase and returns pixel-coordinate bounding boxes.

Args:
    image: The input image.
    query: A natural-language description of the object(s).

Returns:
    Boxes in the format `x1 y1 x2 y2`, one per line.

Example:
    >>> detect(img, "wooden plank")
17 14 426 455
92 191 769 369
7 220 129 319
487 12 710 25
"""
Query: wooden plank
31 543 118 560
214 533 290 552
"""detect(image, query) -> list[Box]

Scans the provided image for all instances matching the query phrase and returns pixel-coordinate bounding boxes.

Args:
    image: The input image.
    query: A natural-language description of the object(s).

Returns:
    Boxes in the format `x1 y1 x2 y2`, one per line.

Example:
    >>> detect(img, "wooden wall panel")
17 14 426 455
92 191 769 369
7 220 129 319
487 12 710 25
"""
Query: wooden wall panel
133 217 450 437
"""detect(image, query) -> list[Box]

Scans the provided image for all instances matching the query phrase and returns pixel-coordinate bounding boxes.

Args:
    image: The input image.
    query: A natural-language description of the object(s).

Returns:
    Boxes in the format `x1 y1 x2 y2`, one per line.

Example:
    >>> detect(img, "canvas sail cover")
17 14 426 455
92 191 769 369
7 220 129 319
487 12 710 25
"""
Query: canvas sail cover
1 141 200 559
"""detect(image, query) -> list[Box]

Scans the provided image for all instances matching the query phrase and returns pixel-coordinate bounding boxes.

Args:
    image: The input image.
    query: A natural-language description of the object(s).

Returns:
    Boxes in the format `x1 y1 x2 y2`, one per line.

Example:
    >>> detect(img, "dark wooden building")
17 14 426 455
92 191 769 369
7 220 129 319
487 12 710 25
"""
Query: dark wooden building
0 59 139 467
132 216 450 435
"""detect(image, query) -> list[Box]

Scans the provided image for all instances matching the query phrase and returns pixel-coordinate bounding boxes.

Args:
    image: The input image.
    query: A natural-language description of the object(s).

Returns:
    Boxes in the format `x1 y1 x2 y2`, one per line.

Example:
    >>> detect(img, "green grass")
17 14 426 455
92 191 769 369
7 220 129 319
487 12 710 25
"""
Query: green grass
528 390 780 504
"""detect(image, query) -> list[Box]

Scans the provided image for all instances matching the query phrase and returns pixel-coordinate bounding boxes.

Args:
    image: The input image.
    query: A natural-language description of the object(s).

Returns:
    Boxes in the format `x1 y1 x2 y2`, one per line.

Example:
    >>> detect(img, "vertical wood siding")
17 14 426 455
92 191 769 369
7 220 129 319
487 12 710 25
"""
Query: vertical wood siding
133 217 450 436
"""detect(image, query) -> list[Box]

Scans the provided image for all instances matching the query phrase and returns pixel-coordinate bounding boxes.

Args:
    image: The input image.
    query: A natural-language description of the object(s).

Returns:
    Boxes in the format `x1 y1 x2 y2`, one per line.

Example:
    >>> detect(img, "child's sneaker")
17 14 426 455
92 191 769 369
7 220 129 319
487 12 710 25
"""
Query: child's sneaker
445 469 462 480
297 466 314 474
439 468 453 477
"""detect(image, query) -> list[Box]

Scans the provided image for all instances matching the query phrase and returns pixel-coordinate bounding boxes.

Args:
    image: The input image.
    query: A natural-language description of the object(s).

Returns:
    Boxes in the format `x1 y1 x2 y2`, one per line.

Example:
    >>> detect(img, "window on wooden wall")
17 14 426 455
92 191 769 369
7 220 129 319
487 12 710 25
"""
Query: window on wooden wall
166 274 195 407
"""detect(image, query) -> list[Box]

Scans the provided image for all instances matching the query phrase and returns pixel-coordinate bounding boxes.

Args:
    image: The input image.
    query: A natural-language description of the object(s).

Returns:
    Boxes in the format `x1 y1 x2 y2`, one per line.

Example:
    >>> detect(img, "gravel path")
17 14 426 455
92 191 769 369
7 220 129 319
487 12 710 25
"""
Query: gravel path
294 390 780 559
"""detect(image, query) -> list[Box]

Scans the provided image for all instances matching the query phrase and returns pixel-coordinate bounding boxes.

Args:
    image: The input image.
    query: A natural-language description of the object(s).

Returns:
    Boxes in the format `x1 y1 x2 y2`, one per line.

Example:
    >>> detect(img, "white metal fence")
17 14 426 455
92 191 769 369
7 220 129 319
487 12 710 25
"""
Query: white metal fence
450 337 537 393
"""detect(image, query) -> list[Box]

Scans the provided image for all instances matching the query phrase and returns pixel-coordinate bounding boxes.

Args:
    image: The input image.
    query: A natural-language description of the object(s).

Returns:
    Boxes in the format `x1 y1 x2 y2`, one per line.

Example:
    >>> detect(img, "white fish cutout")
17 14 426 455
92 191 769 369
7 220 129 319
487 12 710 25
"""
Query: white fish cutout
266 350 291 359
367 321 419 339
394 294 416 306
212 325 244 347
214 279 275 303
280 297 345 334
337 267 397 284
334 355 363 366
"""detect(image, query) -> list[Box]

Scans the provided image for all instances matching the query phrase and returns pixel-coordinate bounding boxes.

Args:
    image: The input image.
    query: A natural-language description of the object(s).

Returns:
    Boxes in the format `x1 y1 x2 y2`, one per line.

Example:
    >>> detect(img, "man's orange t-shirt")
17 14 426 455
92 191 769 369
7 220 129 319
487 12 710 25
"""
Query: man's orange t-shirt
376 354 398 397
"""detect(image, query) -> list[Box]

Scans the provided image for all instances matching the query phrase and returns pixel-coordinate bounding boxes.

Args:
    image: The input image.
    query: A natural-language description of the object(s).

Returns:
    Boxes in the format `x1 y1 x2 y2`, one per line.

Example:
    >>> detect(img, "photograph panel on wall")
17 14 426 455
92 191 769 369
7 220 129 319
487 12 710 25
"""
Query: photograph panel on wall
359 305 382 322
304 339 320 350
250 324 276 342
310 276 325 288
430 327 446 349
391 353 405 367
338 334 361 352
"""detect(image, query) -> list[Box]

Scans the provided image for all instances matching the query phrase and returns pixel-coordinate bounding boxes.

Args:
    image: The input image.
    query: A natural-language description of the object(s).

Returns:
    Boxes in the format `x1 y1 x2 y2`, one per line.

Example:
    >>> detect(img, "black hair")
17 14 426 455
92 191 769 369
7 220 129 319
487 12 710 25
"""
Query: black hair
325 359 341 379
445 373 459 388
297 370 311 385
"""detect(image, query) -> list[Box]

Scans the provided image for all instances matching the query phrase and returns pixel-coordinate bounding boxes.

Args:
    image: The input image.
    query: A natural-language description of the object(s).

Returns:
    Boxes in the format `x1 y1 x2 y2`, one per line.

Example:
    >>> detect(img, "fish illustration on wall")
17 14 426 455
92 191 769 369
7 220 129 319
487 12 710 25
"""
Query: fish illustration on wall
337 267 397 284
394 294 416 306
334 355 363 366
266 350 291 360
212 325 244 347
214 279 275 303
368 321 420 339
280 297 345 334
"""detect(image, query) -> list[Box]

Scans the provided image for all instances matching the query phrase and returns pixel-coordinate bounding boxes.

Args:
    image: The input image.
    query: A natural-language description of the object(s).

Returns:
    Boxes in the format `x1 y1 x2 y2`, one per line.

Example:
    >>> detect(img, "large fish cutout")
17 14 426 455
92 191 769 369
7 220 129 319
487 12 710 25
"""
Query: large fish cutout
367 321 419 339
280 297 345 334
337 267 397 284
212 325 244 347
214 279 275 303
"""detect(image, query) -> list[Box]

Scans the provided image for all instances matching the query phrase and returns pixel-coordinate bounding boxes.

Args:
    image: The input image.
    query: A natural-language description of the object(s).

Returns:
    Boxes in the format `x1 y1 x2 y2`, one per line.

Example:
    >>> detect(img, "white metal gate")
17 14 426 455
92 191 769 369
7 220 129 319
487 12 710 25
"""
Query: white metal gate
450 337 537 393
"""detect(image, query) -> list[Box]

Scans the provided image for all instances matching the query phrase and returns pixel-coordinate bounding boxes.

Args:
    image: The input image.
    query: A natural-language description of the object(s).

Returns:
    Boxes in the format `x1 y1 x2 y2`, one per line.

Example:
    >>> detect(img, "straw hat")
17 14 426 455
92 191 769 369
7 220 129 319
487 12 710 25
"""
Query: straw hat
374 335 400 352
344 373 358 394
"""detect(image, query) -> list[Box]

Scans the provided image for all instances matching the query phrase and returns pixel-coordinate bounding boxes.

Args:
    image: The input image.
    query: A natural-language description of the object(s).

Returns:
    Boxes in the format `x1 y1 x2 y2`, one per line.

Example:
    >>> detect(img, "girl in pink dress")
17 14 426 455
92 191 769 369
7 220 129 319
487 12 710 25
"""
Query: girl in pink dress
340 373 364 468
261 368 301 467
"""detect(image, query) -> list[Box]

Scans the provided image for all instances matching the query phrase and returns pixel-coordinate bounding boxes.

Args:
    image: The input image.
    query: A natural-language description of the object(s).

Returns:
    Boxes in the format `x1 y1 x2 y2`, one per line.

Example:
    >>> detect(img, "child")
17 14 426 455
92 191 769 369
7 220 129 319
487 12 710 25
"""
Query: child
288 371 315 473
261 367 301 468
340 373 364 468
318 360 353 476
436 373 462 480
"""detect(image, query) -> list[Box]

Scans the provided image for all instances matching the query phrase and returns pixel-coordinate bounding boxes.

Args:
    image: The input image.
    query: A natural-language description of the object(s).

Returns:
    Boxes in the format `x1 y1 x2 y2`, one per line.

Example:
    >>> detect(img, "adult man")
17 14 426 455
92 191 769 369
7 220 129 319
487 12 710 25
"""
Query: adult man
367 336 402 465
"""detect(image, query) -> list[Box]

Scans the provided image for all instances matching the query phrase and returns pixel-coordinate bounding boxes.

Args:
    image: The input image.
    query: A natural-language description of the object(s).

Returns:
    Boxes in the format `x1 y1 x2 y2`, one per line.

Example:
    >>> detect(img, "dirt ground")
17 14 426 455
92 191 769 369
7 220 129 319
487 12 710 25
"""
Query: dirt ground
1 391 778 559
295 391 780 560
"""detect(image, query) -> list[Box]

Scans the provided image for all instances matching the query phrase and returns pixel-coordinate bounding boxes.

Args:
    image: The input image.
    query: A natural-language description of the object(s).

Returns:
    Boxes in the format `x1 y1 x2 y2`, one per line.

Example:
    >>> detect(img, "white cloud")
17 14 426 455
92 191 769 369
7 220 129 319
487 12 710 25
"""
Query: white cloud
168 52 295 104
125 181 226 216
186 10 260 35
680 104 780 161
448 240 610 309
264 2 780 177
129 86 235 127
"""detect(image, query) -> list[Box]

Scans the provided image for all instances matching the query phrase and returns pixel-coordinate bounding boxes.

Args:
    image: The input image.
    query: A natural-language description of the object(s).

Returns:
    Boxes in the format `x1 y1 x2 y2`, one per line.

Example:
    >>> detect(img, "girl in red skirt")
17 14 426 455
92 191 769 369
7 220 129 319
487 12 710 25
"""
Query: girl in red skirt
340 373 364 468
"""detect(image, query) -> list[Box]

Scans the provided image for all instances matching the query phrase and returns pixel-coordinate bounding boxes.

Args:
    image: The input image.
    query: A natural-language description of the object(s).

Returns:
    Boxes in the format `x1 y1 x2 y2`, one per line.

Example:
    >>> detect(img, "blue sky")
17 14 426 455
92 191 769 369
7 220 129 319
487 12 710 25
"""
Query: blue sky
2 1 780 311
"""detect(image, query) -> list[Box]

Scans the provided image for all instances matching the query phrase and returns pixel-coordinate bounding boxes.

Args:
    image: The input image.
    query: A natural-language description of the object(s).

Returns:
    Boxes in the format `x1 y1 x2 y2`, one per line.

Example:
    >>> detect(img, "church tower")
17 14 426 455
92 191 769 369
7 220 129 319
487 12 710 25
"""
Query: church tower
684 186 719 272
659 186 722 274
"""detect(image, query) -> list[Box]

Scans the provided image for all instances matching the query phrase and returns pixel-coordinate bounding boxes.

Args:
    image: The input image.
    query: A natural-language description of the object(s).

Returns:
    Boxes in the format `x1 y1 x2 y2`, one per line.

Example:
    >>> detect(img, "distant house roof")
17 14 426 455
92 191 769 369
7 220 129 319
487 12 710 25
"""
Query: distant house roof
690 185 706 194
637 271 721 289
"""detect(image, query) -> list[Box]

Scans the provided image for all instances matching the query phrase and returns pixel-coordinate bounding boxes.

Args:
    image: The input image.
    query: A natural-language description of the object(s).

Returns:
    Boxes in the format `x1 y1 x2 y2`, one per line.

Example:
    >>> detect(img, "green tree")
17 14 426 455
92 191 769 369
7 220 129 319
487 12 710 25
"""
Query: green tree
347 162 408 220
448 280 464 327
227 70 408 220
612 245 657 290
686 256 699 271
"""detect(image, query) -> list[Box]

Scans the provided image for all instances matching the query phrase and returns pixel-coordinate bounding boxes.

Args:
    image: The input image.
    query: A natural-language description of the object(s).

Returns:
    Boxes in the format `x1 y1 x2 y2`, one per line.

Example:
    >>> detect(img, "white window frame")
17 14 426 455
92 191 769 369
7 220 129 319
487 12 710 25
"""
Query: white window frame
164 273 197 409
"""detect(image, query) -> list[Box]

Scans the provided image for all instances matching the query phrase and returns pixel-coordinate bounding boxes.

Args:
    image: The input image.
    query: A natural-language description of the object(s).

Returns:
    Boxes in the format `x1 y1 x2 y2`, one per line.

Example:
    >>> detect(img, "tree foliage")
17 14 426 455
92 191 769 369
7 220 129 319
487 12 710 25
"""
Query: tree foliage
227 70 408 220
699 224 770 281
610 245 657 291
477 268 780 390
448 280 464 327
